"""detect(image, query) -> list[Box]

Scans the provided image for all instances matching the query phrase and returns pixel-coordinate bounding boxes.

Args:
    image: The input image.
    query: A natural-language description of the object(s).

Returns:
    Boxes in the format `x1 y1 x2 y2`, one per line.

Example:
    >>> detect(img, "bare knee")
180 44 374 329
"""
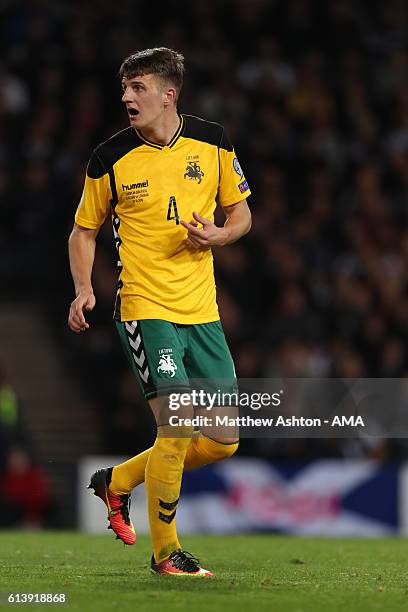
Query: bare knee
209 435 239 445
202 436 239 460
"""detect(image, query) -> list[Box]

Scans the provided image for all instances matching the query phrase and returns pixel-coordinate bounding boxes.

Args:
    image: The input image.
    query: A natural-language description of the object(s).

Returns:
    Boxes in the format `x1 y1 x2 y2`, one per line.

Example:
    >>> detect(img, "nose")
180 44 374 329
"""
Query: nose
121 86 133 103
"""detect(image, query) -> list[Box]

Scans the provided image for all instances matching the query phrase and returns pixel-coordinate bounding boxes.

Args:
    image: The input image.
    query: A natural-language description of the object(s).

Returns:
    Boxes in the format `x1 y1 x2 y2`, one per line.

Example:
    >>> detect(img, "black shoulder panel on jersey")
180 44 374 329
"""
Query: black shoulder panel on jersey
87 151 106 179
219 129 234 152
87 128 143 179
182 115 233 151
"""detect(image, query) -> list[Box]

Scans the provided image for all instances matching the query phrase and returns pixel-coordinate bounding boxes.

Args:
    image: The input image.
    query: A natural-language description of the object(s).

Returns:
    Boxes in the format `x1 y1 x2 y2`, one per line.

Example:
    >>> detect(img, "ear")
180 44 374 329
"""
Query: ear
163 86 177 107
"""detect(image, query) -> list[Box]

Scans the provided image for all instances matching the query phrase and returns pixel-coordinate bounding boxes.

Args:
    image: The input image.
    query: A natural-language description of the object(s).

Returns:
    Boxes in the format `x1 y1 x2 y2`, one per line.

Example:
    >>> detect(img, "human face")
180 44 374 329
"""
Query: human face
121 73 169 130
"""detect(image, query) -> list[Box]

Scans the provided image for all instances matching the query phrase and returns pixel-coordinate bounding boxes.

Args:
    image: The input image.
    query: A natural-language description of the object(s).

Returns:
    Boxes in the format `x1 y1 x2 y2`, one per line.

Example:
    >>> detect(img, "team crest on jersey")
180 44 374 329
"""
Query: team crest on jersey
184 161 204 184
157 350 178 377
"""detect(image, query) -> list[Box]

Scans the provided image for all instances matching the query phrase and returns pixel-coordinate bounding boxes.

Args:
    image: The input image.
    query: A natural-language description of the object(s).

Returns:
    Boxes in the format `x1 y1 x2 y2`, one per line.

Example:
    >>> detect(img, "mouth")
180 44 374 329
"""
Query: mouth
127 108 139 119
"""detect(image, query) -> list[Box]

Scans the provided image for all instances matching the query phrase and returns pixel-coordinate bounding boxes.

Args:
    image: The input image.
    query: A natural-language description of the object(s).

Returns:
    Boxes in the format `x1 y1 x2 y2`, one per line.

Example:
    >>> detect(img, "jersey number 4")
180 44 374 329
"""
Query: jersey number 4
167 196 180 225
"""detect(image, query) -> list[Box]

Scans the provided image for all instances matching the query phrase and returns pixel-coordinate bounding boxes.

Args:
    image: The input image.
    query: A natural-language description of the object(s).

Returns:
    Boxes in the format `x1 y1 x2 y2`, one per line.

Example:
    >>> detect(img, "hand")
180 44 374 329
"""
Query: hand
180 211 229 249
68 290 96 333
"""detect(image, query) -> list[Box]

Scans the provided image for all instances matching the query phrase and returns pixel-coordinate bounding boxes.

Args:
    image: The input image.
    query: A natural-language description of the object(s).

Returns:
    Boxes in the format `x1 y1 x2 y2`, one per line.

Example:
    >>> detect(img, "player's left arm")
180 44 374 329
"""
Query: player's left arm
181 200 251 249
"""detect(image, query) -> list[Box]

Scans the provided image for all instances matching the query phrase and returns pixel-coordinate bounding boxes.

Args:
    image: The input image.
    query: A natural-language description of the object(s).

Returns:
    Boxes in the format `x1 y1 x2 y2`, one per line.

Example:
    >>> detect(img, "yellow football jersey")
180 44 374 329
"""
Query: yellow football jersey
75 114 251 324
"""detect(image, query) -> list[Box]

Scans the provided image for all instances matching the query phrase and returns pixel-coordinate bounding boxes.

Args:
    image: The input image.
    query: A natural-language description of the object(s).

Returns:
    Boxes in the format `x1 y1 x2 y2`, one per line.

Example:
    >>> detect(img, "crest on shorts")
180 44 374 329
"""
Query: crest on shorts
184 161 204 184
157 354 178 377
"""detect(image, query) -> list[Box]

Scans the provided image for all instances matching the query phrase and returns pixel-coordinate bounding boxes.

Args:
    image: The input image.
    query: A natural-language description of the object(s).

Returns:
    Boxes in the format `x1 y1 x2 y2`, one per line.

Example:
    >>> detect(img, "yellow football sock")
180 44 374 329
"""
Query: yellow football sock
110 436 238 495
110 448 151 495
145 426 193 563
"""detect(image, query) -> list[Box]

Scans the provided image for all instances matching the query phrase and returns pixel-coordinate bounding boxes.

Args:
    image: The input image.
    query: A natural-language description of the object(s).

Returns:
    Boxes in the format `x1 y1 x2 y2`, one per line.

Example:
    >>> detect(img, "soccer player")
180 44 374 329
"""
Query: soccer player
68 47 251 577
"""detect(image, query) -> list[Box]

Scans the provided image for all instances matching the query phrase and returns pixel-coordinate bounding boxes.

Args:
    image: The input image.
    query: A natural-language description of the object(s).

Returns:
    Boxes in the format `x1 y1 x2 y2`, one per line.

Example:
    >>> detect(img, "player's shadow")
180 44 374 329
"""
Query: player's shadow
87 566 231 592
132 575 237 592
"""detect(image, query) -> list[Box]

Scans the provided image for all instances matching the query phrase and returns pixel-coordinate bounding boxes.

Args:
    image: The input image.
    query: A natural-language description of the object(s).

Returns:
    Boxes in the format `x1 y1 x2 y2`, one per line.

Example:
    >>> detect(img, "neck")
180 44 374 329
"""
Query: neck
138 109 180 146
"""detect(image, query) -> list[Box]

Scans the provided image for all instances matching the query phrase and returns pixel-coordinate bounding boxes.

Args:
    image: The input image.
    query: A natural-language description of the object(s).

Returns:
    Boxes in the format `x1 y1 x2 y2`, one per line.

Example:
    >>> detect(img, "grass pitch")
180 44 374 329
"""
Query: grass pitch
1 532 407 611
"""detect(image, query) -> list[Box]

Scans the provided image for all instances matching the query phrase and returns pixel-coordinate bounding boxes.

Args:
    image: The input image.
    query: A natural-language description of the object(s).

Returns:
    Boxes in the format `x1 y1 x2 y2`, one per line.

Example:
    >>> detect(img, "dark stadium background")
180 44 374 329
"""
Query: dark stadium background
0 0 407 528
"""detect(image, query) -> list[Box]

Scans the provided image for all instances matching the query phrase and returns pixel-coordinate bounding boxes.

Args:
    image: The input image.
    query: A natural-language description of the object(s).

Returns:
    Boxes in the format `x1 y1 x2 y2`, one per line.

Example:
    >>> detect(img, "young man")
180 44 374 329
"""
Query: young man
68 47 251 577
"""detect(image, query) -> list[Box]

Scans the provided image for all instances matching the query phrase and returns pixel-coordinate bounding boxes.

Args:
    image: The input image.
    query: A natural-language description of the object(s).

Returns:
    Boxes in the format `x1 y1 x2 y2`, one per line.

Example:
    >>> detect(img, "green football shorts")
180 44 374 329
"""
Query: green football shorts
116 319 236 400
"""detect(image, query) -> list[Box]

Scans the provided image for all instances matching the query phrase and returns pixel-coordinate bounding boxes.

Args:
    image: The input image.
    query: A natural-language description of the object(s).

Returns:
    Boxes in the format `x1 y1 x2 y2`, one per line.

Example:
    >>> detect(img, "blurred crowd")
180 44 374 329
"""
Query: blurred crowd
1 0 408 458
0 364 50 527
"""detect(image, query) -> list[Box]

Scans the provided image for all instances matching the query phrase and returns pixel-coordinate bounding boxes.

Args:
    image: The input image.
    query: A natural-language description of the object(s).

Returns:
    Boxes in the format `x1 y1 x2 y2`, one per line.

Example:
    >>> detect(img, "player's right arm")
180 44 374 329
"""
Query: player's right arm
68 224 99 333
68 149 111 333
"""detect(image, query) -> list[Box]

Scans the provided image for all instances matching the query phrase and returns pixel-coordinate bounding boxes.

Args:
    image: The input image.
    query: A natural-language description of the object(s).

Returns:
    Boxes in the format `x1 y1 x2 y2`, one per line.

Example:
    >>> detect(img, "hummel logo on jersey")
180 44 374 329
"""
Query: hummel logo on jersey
184 162 204 184
157 354 178 377
122 180 149 190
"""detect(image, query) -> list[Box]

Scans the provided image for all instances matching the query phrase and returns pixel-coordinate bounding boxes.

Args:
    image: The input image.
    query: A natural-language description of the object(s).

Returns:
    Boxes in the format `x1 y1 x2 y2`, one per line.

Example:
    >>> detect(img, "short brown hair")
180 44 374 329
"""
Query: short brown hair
119 47 185 98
